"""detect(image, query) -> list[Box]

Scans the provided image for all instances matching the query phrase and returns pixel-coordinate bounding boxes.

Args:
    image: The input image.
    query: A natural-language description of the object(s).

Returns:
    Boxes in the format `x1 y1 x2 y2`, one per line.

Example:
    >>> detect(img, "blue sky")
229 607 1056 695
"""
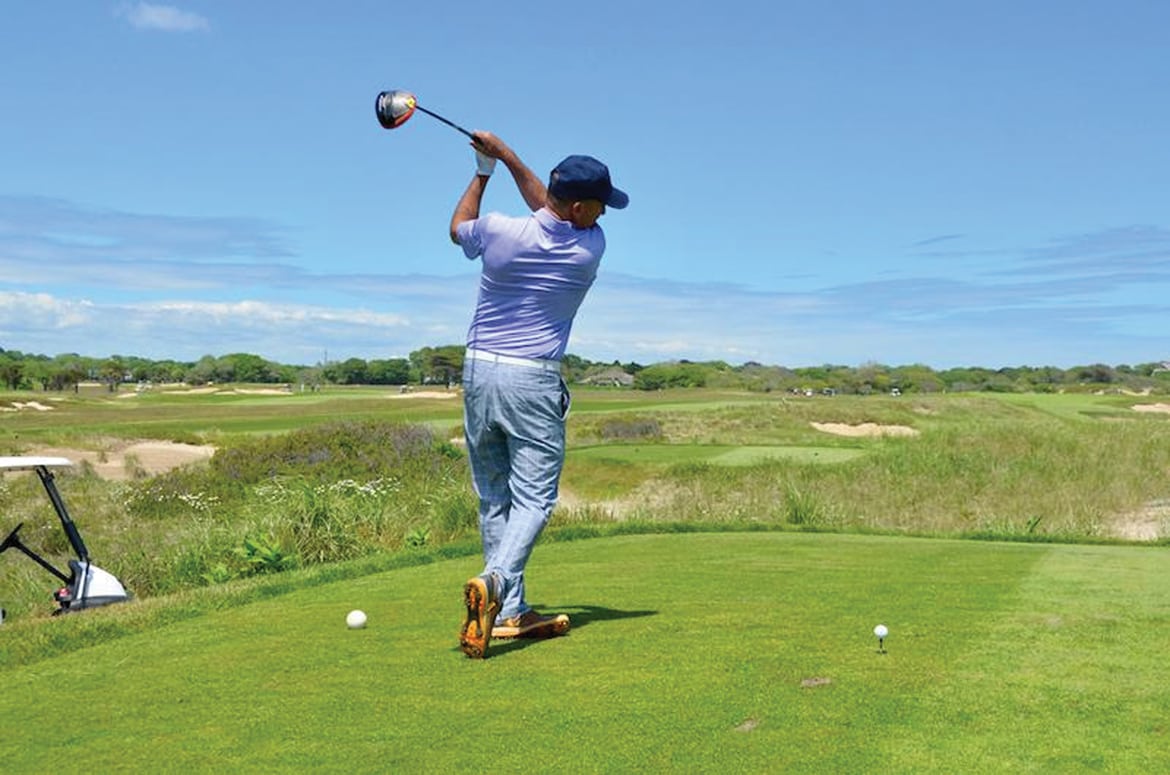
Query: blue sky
2 2 1167 369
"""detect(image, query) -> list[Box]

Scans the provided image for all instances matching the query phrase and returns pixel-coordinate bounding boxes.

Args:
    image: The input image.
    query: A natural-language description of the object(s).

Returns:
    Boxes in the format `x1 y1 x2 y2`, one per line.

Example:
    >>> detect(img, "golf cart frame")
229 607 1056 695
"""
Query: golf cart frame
1 456 130 614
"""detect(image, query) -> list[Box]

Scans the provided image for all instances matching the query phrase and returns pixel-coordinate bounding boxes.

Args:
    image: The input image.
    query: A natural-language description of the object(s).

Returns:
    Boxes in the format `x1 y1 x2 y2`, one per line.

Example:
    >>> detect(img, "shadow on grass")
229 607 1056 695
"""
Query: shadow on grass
483 604 658 659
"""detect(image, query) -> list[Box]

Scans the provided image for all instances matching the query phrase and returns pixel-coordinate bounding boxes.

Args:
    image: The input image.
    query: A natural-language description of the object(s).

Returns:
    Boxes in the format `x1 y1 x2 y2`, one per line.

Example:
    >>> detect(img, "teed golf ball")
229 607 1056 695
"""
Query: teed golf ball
346 609 367 629
873 624 889 639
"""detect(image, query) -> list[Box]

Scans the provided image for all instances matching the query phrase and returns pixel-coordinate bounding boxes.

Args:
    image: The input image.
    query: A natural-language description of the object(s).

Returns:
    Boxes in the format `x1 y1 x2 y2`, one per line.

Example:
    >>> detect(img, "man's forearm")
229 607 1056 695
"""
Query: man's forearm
499 150 547 212
470 131 548 212
450 175 489 244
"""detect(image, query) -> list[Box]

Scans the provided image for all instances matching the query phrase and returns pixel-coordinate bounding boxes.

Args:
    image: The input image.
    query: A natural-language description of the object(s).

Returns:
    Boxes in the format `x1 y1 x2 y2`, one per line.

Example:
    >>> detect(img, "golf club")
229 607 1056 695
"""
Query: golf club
376 89 475 140
0 457 130 615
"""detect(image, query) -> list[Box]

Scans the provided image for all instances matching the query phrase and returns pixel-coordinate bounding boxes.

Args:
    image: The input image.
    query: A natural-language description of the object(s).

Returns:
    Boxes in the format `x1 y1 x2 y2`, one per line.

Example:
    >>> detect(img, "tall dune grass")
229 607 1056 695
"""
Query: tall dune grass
560 394 1170 539
2 391 1168 620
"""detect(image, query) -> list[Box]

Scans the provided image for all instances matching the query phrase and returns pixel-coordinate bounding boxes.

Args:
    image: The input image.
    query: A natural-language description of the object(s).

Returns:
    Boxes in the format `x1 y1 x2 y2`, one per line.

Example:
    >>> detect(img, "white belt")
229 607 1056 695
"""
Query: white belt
466 348 561 372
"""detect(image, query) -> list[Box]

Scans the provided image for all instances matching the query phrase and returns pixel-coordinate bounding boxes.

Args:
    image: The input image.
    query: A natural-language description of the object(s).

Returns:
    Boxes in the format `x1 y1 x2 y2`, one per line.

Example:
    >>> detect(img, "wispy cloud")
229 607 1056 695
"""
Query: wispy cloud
116 2 210 33
916 225 1170 281
1012 225 1170 276
572 272 1169 367
0 292 418 364
2 195 1166 367
2 271 1166 368
0 195 294 290
0 196 286 259
912 234 964 248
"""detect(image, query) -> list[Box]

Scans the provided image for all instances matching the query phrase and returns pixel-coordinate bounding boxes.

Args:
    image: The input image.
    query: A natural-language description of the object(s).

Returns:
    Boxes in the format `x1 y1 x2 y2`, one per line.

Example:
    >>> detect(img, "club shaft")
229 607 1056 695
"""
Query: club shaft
413 104 475 140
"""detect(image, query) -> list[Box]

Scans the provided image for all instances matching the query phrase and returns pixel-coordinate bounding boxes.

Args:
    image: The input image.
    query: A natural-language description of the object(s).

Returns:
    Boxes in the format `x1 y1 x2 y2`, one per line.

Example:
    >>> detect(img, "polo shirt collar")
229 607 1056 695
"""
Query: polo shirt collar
535 207 575 233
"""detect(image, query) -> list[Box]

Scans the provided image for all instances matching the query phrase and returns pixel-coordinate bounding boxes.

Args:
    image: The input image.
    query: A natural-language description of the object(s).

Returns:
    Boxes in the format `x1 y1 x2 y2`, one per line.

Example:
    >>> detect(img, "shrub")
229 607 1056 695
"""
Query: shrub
599 418 663 441
104 420 475 600
210 420 441 483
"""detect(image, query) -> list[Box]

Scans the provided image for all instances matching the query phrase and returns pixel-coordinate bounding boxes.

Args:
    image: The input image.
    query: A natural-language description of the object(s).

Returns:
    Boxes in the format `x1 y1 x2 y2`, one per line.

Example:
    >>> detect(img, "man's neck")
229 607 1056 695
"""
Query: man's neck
545 200 572 222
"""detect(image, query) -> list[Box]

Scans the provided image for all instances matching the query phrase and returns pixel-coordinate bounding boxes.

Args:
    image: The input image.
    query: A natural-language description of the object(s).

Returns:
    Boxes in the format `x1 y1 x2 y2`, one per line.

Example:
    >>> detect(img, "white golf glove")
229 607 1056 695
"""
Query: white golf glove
475 150 497 177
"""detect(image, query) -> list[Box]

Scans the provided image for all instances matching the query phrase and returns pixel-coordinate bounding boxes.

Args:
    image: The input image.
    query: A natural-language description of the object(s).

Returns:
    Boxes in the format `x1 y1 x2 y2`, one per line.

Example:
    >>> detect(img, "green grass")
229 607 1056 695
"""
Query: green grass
985 391 1155 421
3 532 1168 772
4 388 1170 616
571 443 866 466
0 385 465 445
3 386 1170 769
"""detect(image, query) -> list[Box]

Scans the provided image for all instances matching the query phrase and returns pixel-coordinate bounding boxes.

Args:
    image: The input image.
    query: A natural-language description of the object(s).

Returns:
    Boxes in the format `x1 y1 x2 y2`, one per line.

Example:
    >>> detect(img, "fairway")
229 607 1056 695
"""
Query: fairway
571 443 866 466
3 532 1168 772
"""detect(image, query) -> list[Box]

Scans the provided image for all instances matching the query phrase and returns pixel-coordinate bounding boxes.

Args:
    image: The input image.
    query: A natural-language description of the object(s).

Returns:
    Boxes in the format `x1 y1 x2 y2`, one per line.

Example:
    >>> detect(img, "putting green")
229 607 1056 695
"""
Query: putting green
570 443 864 466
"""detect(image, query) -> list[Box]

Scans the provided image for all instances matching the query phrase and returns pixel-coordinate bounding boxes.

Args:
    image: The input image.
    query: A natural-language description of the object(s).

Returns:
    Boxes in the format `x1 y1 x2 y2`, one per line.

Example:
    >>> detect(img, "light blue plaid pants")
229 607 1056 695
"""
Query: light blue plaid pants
462 357 570 620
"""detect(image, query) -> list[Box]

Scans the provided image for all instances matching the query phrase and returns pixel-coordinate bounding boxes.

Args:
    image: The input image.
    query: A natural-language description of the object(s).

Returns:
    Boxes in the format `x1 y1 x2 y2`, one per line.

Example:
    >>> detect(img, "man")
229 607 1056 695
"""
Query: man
450 131 628 659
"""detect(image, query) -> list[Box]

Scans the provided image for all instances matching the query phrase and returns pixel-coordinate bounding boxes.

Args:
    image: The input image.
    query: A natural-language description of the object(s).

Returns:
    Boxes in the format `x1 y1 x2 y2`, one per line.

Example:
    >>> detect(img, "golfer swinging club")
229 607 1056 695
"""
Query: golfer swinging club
451 131 628 659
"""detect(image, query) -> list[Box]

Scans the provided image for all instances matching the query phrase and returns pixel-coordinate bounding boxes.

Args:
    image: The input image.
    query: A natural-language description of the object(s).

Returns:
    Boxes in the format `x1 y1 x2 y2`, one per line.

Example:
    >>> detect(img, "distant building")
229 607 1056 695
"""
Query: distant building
580 368 635 387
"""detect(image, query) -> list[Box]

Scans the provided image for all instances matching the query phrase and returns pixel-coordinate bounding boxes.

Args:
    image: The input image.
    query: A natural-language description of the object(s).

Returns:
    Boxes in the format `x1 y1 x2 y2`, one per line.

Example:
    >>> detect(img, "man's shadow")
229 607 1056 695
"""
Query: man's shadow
478 604 658 658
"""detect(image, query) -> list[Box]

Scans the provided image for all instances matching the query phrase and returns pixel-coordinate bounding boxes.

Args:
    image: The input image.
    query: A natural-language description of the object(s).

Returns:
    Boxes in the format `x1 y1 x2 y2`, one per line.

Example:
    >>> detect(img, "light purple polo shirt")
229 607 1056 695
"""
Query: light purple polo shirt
456 207 605 361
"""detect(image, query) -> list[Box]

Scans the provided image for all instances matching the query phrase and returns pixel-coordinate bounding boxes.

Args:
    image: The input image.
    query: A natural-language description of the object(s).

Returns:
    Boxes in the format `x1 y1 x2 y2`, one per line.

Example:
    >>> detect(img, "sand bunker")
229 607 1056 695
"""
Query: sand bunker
168 387 221 395
387 390 458 400
811 422 920 438
1 401 54 412
1110 499 1170 542
30 441 216 481
1133 403 1170 414
147 386 295 396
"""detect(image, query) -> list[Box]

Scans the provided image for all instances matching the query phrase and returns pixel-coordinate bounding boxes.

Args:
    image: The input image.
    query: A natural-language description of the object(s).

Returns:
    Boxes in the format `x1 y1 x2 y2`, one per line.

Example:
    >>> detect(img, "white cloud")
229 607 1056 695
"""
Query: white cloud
0 291 97 330
0 293 415 363
118 3 210 33
3 192 1167 367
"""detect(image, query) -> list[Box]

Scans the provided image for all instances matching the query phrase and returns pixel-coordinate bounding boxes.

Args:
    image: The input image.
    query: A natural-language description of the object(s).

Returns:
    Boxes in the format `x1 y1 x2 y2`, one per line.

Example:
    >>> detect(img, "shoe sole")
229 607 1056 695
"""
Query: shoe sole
492 614 570 640
459 577 498 659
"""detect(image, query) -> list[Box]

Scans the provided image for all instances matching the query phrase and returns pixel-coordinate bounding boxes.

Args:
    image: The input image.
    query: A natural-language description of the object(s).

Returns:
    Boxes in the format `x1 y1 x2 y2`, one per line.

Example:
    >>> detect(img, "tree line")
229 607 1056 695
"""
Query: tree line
1 345 1167 395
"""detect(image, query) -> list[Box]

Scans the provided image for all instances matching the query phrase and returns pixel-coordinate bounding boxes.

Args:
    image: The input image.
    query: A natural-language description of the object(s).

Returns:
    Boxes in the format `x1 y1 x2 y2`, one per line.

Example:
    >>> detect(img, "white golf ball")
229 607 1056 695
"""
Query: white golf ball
874 624 889 639
346 609 367 629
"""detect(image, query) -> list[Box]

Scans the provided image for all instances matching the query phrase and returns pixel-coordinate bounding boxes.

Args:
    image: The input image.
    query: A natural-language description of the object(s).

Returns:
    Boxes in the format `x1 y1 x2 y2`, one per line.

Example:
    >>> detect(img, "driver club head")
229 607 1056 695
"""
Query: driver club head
375 88 476 141
375 89 417 130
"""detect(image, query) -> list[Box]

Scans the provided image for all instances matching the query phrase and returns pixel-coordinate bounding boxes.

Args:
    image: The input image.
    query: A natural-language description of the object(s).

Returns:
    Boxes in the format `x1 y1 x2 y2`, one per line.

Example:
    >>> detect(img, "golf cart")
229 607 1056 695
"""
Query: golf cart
0 456 130 615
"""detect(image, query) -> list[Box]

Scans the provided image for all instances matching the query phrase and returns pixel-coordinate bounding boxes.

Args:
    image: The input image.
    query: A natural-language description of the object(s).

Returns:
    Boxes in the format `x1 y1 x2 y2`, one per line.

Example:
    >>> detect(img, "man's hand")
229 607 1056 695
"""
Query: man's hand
470 130 547 212
470 131 510 160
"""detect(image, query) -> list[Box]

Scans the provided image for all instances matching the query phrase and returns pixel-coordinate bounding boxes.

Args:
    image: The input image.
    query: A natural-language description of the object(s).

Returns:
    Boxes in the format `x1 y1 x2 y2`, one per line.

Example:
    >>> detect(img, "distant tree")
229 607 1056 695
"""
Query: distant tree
98 357 125 392
632 368 667 390
24 359 49 390
186 355 218 385
0 358 24 390
634 362 709 390
1028 365 1067 389
297 366 324 390
792 364 842 386
220 353 279 383
1075 363 1116 384
852 362 892 394
891 364 942 393
6 343 1170 396
561 353 589 382
47 356 87 391
323 357 369 385
938 366 1004 392
367 358 411 385
410 345 464 385
152 359 192 383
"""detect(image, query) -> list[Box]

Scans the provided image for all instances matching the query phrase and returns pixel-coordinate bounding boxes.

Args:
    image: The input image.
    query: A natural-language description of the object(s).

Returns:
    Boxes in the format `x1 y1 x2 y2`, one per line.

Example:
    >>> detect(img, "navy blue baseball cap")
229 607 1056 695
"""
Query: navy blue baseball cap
548 155 629 209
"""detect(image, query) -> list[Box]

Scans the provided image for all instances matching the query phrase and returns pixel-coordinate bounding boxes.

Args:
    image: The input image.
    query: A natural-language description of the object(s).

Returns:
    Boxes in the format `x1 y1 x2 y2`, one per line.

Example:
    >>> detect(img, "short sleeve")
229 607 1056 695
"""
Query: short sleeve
456 217 485 260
